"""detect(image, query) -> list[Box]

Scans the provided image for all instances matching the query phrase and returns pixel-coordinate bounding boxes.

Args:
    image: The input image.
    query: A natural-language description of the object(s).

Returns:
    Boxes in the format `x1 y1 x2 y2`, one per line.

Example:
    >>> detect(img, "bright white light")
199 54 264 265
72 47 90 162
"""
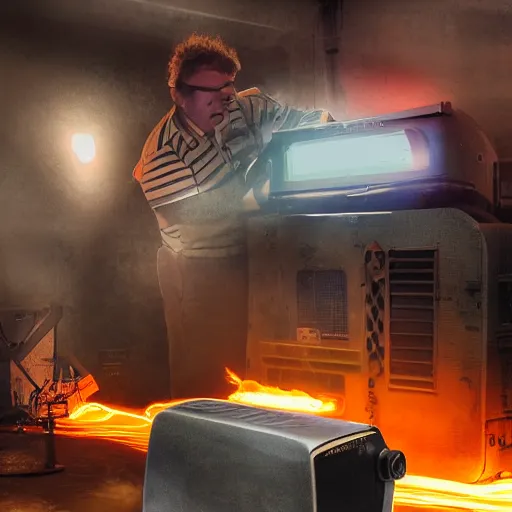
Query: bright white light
285 130 417 182
71 133 96 164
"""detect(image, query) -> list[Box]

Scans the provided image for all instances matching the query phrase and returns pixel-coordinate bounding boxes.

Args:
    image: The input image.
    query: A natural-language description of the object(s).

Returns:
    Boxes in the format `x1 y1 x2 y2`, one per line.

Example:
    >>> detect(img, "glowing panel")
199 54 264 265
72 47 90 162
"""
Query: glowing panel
285 130 422 183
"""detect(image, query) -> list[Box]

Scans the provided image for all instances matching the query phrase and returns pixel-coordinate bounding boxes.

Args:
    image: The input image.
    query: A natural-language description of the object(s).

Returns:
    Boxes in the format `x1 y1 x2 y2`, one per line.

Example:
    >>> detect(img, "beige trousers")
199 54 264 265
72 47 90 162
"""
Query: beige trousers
157 246 248 399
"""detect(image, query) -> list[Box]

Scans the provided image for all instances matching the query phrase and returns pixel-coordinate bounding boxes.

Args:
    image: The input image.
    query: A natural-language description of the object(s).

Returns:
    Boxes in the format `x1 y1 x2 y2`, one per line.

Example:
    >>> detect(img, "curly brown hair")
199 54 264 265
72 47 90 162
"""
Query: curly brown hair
167 34 241 91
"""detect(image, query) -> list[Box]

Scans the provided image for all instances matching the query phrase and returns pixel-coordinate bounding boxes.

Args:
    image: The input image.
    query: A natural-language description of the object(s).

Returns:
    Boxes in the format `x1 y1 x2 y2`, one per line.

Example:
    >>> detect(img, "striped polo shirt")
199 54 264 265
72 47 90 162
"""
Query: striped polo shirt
133 88 331 258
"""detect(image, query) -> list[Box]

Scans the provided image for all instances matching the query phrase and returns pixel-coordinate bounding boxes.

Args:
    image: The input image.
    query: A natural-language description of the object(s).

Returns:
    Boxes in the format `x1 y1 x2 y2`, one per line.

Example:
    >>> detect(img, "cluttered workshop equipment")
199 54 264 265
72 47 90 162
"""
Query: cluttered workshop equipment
0 304 98 475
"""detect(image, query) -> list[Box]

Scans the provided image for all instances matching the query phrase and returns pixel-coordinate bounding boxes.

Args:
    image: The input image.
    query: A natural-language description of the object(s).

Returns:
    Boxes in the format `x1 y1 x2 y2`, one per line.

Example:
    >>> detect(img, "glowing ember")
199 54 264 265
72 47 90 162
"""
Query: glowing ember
395 475 512 511
226 368 338 414
57 401 180 452
55 370 512 512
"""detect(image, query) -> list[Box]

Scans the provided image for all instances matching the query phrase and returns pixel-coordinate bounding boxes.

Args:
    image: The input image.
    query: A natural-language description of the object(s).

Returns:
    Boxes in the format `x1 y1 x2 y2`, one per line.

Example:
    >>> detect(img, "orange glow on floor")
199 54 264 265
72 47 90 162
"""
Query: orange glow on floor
55 370 512 511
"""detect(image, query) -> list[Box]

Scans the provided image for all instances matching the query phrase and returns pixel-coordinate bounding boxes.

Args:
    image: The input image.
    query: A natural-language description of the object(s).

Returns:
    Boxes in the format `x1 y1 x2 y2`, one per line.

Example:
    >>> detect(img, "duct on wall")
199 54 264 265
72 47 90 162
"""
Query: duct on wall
318 0 344 112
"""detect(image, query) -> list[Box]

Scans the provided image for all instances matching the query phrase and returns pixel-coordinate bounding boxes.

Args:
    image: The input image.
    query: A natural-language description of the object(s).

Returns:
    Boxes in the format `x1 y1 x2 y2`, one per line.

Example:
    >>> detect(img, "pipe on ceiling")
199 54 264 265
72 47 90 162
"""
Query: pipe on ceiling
319 0 343 106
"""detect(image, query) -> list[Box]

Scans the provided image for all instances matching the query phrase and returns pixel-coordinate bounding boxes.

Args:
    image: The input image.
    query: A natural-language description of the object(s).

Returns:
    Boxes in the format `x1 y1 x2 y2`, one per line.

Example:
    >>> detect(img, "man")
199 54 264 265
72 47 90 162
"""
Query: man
133 34 331 399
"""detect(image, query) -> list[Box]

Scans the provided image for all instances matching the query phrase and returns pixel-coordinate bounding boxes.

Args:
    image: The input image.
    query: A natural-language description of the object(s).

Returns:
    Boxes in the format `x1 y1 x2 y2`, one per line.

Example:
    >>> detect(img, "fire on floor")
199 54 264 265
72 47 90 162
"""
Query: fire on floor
54 369 512 512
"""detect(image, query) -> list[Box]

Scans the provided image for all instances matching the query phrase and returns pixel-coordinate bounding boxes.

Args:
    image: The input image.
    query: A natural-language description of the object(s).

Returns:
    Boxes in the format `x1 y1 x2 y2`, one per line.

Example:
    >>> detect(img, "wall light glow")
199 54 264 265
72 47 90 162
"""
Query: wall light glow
71 133 96 164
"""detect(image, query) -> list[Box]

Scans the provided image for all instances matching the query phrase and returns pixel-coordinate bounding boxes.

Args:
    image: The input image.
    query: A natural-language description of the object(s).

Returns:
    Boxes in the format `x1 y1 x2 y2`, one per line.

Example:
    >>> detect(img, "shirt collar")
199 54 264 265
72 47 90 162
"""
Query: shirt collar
166 106 204 151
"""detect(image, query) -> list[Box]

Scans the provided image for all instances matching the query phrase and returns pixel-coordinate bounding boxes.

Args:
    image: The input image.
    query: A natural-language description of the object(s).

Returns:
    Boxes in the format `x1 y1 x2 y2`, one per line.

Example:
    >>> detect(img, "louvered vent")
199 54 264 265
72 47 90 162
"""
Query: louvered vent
297 270 348 340
389 249 437 390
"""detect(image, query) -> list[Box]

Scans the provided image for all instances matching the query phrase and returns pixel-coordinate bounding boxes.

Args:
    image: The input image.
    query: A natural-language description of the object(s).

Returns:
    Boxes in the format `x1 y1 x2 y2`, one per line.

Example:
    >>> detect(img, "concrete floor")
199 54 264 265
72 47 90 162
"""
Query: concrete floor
0 432 145 512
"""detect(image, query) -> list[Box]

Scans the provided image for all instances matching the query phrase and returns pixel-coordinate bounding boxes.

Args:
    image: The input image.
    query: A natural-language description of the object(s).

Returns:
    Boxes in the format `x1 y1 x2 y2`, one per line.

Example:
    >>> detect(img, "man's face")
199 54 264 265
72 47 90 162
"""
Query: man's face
174 67 236 133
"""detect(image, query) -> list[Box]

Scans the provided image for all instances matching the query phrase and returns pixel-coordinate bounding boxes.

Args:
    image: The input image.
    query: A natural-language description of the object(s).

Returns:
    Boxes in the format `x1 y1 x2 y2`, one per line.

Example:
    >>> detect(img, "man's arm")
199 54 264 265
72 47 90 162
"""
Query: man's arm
264 92 333 133
240 90 334 211
239 88 332 144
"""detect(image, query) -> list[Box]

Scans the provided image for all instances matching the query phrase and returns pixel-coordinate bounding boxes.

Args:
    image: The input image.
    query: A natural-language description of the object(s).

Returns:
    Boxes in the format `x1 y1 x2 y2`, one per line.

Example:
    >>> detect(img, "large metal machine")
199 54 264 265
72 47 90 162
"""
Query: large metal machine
143 399 406 512
245 102 512 483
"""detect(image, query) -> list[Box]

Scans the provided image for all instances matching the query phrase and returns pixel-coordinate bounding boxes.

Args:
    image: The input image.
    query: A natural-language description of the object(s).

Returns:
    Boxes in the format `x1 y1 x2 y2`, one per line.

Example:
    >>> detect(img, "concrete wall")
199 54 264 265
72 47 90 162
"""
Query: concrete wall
338 0 512 158
0 0 323 406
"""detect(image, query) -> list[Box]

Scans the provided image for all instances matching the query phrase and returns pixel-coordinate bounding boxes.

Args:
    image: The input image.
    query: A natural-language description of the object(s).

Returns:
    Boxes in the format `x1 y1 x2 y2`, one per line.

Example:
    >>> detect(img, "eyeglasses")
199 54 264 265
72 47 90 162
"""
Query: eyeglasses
176 80 236 95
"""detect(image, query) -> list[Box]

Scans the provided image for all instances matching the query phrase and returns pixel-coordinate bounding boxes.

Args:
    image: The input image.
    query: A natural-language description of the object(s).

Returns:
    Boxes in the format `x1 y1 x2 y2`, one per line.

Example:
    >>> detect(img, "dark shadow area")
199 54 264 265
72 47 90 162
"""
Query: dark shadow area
0 10 171 406
0 432 145 512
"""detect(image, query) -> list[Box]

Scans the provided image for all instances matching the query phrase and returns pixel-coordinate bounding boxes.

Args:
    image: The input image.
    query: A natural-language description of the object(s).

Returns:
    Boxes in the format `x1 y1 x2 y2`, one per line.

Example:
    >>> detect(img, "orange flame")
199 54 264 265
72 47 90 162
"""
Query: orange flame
225 368 338 414
55 370 512 511
57 401 173 452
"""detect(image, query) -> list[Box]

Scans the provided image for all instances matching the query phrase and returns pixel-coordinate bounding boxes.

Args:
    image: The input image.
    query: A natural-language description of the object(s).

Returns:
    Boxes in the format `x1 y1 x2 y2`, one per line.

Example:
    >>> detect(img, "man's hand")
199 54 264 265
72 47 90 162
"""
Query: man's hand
243 179 270 211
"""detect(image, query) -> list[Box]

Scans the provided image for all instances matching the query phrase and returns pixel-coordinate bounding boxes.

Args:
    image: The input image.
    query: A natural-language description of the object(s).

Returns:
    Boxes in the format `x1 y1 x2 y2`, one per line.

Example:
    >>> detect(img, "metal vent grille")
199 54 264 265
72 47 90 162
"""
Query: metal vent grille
297 270 348 340
388 249 437 390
